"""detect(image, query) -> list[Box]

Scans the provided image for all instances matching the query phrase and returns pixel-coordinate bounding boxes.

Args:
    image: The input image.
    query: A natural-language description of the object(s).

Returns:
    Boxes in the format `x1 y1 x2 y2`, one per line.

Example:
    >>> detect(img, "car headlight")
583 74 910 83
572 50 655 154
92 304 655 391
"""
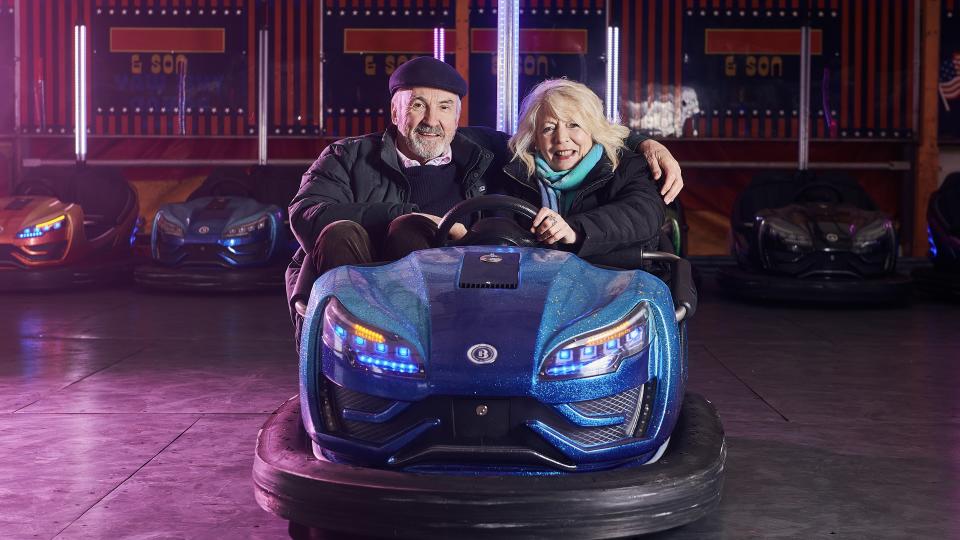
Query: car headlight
539 302 649 381
759 217 813 248
321 297 425 378
16 215 66 239
156 214 184 237
853 219 892 252
224 216 269 238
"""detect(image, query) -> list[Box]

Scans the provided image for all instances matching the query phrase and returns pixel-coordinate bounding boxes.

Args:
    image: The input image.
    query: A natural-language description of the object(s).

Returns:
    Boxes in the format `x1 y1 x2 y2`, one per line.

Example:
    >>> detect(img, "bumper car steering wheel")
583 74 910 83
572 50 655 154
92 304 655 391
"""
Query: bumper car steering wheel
435 195 542 248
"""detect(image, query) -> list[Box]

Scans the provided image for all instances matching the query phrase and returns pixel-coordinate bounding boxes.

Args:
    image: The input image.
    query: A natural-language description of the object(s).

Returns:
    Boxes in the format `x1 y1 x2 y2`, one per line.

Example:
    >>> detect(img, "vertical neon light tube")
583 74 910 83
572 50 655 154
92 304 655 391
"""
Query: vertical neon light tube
258 28 268 165
612 26 620 123
433 27 445 62
73 24 87 162
798 25 810 171
605 26 621 123
496 0 519 134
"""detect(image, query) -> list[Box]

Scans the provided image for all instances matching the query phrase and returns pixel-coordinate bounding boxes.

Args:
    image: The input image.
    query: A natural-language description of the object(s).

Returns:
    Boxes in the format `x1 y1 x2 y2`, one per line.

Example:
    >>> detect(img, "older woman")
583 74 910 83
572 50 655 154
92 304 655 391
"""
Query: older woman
504 79 665 261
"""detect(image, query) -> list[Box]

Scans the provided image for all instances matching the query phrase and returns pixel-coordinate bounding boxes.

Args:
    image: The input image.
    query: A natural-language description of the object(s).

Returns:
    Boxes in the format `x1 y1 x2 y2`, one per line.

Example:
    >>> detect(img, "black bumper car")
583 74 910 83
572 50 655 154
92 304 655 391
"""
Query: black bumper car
134 165 303 292
718 172 911 304
912 172 960 299
0 166 139 291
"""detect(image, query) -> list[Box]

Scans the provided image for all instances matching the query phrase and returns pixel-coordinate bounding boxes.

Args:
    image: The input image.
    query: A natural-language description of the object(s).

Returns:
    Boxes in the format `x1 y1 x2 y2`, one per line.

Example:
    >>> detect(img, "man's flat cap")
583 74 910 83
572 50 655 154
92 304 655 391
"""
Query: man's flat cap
389 57 468 97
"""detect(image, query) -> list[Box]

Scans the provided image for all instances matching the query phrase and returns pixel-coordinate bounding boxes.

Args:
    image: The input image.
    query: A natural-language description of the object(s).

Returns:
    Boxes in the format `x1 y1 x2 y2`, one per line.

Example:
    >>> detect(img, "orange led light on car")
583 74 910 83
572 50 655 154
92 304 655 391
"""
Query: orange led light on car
36 215 66 229
353 324 386 343
580 320 635 347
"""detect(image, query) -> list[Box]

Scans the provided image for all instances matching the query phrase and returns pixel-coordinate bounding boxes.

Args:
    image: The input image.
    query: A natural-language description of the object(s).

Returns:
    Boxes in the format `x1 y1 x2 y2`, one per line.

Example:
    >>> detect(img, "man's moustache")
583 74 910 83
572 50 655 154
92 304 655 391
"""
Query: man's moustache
414 126 443 136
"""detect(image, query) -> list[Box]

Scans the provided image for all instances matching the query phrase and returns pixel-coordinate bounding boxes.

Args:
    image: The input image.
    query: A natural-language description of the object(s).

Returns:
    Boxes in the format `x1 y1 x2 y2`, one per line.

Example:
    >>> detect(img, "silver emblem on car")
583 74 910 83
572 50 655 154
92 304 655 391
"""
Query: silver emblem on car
467 344 498 364
825 233 839 242
198 226 210 234
479 253 502 263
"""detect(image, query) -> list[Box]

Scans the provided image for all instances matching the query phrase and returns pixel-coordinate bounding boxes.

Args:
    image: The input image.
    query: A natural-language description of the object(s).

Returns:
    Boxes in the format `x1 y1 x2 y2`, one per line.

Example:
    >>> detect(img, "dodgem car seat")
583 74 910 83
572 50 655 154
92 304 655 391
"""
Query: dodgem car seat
732 170 875 226
186 166 257 200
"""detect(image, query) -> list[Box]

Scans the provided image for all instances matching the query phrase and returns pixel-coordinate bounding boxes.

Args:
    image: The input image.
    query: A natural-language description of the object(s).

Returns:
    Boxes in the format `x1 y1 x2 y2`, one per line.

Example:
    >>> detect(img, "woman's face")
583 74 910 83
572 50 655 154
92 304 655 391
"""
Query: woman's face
535 106 593 171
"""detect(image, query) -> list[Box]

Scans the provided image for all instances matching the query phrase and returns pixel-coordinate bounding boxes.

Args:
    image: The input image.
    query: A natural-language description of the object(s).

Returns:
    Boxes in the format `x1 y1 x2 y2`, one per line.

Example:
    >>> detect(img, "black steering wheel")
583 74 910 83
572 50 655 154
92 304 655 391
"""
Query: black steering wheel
435 195 542 248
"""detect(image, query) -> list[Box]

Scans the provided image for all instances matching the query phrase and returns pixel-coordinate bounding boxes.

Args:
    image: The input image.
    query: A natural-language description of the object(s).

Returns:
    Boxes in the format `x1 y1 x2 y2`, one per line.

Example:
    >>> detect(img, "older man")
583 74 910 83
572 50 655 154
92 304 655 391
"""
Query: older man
286 57 683 316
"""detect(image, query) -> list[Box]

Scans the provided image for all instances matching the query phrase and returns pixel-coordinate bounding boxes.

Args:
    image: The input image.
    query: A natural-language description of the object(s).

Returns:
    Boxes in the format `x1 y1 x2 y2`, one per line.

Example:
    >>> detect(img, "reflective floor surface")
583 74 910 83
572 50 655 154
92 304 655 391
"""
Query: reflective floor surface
0 275 957 539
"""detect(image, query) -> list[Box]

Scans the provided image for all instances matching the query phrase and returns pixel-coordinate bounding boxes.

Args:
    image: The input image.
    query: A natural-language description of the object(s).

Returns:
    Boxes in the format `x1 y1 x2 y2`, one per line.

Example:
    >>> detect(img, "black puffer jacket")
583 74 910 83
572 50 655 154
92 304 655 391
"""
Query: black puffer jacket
286 126 512 311
289 126 511 253
502 149 666 262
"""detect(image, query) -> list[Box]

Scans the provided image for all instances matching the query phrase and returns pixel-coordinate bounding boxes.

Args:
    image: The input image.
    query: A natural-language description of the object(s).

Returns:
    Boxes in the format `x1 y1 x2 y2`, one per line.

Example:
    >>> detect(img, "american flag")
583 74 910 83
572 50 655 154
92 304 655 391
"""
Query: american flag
941 53 960 101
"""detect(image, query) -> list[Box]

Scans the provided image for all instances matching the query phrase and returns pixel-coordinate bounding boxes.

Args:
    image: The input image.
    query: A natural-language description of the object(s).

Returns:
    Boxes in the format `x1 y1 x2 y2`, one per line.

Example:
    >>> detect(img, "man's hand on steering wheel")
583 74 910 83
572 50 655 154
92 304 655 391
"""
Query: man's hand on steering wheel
413 212 468 240
531 208 577 245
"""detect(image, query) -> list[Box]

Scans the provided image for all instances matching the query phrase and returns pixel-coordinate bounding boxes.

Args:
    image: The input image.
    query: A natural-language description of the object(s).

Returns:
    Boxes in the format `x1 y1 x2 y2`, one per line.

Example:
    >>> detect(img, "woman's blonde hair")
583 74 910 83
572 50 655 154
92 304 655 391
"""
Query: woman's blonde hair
508 78 629 178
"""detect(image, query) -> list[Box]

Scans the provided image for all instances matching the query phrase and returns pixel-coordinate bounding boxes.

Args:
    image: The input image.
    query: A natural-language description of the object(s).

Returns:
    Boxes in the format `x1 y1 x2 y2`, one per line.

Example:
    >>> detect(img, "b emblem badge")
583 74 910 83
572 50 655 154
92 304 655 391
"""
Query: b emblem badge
479 254 502 263
198 226 210 234
825 233 839 242
467 344 498 365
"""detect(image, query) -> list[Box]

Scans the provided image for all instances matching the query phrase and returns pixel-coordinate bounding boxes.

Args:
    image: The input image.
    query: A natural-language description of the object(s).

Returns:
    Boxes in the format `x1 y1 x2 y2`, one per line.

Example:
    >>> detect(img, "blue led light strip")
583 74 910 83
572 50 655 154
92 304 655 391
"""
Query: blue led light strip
356 354 419 375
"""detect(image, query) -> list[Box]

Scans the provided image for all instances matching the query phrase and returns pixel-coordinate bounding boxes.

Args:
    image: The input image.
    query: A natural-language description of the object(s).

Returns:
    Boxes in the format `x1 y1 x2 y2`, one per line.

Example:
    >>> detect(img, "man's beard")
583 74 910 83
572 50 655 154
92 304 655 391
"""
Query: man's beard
401 124 449 161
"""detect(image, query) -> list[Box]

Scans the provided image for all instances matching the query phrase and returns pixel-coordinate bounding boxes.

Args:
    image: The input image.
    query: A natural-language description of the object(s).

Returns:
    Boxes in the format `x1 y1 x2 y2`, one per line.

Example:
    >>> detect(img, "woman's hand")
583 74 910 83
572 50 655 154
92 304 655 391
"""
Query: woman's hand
532 208 577 245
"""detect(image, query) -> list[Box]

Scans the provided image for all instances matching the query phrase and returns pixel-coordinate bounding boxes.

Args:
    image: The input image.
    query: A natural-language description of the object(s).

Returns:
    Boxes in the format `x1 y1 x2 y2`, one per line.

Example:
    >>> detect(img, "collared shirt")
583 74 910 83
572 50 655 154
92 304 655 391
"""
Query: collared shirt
396 145 453 168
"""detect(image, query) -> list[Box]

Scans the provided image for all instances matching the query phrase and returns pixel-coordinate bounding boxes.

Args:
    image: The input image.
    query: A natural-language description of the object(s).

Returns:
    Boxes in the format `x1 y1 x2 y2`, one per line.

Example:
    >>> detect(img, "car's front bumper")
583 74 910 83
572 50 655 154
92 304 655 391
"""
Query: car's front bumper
133 262 285 292
0 257 134 291
717 266 912 304
253 392 725 539
912 266 960 300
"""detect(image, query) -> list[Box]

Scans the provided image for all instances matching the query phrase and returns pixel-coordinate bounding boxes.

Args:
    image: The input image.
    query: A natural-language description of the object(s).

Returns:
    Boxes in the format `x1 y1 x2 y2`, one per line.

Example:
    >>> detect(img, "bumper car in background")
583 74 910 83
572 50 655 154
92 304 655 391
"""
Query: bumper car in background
253 196 725 538
718 171 911 304
913 172 960 299
0 166 139 291
134 165 303 292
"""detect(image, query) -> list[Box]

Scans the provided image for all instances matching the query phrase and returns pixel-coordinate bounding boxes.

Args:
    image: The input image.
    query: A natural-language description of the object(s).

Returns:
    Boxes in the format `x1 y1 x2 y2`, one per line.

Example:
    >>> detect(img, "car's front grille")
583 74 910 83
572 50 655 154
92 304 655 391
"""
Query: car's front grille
555 423 635 446
329 384 413 444
155 238 273 268
331 384 394 413
0 242 67 266
569 386 642 418
556 386 645 447
320 376 658 467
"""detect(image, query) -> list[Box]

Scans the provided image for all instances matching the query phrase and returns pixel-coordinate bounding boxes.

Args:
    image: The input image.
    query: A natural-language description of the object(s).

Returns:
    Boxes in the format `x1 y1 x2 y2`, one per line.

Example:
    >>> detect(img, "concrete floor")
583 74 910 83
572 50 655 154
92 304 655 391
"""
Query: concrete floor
1 275 957 539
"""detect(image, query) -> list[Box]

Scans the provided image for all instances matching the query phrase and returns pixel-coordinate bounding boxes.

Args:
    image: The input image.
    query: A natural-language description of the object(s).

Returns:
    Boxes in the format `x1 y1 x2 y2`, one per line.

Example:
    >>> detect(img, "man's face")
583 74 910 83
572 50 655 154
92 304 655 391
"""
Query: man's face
391 87 460 162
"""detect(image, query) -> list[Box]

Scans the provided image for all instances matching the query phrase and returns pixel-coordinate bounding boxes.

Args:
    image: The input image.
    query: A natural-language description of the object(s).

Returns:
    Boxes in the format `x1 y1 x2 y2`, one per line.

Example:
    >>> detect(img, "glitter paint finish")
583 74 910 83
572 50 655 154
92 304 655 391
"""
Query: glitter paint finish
299 246 685 469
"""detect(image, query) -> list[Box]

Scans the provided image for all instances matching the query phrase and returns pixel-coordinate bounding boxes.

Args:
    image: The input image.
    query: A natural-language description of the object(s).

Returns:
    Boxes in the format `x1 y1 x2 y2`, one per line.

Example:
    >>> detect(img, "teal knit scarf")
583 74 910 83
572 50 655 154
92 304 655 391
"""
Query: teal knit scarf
534 144 603 215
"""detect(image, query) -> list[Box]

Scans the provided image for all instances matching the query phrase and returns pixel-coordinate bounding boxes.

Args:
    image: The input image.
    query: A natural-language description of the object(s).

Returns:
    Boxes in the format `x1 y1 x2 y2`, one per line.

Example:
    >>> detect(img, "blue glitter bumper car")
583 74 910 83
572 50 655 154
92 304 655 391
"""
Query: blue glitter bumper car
134 165 302 291
253 196 724 538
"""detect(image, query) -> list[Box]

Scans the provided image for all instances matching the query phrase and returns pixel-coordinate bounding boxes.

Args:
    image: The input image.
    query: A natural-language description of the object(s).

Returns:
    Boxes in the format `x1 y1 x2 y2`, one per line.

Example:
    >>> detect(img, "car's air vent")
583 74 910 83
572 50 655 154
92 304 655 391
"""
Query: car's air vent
458 251 520 289
459 282 518 289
